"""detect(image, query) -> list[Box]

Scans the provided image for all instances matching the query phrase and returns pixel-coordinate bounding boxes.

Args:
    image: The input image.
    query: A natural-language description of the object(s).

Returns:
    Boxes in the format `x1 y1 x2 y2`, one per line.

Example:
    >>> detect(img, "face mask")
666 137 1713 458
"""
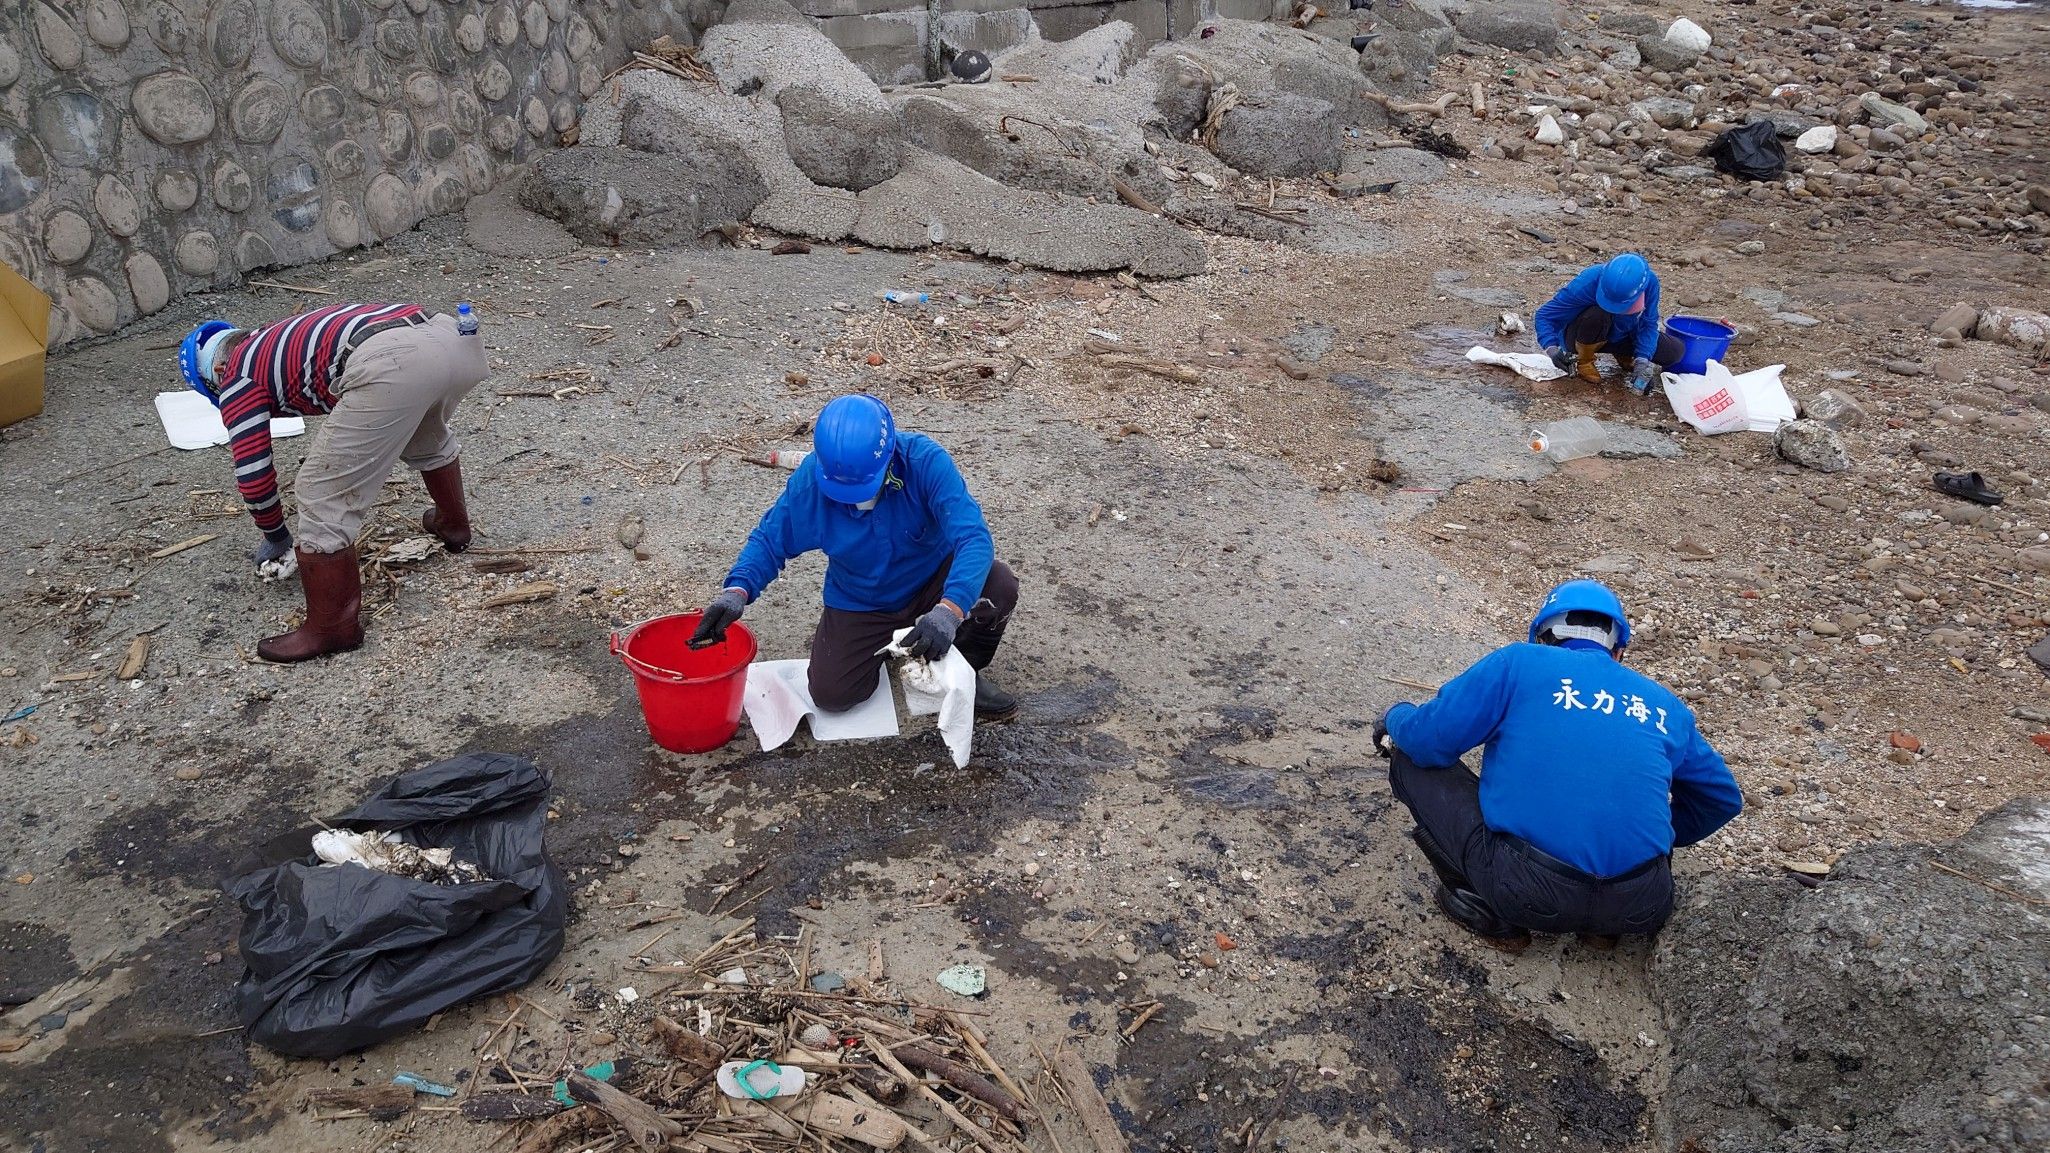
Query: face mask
854 496 879 511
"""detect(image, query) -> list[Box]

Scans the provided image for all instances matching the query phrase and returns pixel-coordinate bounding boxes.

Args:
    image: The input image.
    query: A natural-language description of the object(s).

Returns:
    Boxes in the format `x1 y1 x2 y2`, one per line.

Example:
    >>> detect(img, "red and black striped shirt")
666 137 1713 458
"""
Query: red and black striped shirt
216 303 426 533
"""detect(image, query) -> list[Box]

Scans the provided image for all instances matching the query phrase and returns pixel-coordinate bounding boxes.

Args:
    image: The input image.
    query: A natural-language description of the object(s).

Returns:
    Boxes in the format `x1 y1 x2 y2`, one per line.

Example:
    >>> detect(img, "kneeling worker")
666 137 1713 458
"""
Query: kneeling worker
180 302 488 662
689 394 1020 721
1376 580 1741 949
1535 253 1683 396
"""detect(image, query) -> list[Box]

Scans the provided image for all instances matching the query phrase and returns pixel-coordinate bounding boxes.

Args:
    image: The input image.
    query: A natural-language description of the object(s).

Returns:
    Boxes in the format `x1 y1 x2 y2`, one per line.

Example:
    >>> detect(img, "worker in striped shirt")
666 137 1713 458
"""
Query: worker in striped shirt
178 302 489 662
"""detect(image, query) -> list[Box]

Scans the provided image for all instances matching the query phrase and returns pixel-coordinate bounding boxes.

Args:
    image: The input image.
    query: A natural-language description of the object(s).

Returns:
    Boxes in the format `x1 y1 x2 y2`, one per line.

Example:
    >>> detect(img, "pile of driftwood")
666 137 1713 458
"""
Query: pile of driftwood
300 920 1128 1153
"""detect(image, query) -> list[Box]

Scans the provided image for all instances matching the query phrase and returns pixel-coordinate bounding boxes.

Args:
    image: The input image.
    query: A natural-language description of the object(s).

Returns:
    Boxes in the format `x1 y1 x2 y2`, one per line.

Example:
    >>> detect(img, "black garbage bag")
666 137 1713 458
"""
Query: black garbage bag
1706 120 1787 182
225 752 566 1058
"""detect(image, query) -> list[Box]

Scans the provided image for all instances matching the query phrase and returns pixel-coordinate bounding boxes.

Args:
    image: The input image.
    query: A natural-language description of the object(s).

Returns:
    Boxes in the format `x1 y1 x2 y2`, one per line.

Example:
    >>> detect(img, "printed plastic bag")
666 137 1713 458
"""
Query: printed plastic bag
226 753 566 1058
1662 360 1795 435
1705 120 1786 182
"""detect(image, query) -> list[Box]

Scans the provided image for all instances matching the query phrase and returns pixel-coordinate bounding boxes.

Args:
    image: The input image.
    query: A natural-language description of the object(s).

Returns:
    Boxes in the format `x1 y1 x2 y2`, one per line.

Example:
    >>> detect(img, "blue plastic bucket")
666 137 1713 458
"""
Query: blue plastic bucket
1666 315 1736 375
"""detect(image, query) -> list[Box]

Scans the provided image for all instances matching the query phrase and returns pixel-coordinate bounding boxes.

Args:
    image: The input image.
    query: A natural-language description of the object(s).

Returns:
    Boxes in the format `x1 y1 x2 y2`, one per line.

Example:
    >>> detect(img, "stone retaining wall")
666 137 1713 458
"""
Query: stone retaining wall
0 0 698 346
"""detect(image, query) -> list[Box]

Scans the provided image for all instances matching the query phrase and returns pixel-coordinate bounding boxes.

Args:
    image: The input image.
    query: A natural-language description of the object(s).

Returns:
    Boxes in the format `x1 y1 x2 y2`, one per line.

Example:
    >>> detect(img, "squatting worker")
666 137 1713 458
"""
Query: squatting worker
1374 580 1741 950
178 302 488 663
688 394 1021 722
1534 253 1683 396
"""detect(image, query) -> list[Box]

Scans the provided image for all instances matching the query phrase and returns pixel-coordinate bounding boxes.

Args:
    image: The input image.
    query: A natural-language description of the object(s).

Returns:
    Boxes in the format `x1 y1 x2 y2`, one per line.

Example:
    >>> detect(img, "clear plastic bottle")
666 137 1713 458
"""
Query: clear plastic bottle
753 449 808 470
1529 416 1607 462
879 290 929 305
456 301 478 336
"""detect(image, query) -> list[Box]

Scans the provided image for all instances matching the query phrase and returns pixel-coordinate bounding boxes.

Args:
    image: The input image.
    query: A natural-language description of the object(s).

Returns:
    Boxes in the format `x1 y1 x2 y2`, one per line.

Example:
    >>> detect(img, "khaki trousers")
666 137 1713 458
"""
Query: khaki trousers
294 313 488 553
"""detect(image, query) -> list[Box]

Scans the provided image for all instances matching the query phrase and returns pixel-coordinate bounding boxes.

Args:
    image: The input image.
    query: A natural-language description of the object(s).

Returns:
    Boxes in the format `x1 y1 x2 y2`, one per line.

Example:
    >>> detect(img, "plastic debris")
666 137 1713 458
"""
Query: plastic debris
553 1061 618 1107
717 1058 808 1101
936 964 987 997
311 829 492 885
393 1072 457 1097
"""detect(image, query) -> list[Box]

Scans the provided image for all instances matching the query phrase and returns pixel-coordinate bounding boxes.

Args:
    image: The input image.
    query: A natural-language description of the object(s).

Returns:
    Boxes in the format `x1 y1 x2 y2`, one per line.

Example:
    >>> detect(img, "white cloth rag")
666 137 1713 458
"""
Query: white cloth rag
885 627 977 769
1466 346 1566 382
742 661 899 750
154 390 305 451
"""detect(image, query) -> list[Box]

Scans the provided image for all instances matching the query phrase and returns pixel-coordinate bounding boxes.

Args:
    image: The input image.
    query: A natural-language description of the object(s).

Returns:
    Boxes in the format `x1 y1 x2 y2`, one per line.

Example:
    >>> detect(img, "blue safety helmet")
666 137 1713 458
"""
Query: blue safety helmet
1595 253 1651 314
812 394 896 505
179 320 235 405
1528 579 1631 652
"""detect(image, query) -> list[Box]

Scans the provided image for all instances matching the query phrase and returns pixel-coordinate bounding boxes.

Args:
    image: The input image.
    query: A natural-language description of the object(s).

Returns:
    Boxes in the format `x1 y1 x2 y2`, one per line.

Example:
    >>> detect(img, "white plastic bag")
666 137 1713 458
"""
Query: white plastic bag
1662 360 1795 435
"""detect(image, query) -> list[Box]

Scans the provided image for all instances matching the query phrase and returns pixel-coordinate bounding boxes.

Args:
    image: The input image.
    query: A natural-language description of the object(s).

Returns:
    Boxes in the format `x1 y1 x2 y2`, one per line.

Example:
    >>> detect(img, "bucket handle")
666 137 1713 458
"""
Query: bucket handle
611 628 689 684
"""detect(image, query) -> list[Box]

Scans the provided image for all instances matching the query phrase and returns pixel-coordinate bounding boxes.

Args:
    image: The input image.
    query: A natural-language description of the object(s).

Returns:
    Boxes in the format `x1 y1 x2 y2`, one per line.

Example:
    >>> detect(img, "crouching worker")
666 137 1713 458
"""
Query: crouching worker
1375 581 1741 950
689 394 1021 721
179 303 488 663
1535 253 1684 396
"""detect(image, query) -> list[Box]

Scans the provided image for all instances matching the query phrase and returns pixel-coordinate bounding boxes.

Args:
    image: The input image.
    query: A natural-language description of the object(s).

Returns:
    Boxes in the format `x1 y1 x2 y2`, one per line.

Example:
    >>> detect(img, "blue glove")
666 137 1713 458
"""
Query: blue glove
901 604 962 660
250 526 293 566
1627 358 1655 395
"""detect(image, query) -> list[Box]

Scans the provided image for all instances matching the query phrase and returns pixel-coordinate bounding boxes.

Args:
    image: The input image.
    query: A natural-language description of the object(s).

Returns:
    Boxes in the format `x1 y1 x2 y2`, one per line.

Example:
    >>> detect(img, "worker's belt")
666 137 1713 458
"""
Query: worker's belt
1503 833 1668 885
344 312 427 352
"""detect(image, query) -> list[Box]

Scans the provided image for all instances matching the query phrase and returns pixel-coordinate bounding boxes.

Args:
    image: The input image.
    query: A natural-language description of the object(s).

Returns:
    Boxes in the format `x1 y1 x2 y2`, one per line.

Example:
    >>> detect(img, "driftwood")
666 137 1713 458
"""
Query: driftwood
863 1038 1010 1153
565 1071 681 1151
478 581 558 608
1052 1049 1129 1153
1082 340 1201 384
512 1106 603 1153
1470 81 1488 119
460 1093 563 1121
650 1014 724 1075
1365 90 1458 118
1110 176 1162 216
302 1084 414 1121
895 1045 1031 1124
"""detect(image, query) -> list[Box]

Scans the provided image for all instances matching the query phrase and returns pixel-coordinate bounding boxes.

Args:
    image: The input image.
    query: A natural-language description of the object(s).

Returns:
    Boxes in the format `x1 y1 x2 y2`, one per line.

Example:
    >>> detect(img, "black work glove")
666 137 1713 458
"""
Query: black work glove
689 588 748 649
250 525 294 567
1627 357 1655 396
1545 345 1572 373
1372 707 1396 758
900 604 962 661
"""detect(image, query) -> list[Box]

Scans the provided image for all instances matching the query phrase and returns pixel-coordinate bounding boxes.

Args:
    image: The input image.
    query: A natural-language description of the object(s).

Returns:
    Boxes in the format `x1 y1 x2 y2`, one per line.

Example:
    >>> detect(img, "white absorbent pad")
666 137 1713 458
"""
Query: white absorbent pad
154 390 306 451
740 638 978 768
1466 346 1567 382
885 626 977 770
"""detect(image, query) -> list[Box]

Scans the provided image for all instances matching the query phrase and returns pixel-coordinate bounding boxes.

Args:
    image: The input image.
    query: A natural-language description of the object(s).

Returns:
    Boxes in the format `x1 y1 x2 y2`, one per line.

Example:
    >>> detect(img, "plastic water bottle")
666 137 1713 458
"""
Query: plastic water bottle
456 302 478 336
750 449 808 470
1529 416 1607 462
879 290 929 306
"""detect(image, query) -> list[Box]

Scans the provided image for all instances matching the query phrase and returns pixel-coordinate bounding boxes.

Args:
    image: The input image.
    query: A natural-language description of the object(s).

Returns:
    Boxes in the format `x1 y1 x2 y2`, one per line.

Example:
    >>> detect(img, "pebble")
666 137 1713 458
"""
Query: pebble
1811 620 1842 636
1022 861 1040 877
174 767 203 781
1113 941 1141 965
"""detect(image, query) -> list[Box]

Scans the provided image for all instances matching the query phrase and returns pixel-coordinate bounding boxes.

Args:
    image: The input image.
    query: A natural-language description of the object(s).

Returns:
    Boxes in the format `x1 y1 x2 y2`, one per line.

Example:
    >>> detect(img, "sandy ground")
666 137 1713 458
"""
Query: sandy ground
6 2 2050 1151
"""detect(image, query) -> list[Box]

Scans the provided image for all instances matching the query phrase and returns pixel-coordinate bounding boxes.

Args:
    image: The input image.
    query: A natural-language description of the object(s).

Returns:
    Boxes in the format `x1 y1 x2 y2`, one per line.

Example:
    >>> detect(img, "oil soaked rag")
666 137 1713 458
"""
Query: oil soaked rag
155 389 305 451
742 661 898 749
886 626 977 769
1466 346 1566 382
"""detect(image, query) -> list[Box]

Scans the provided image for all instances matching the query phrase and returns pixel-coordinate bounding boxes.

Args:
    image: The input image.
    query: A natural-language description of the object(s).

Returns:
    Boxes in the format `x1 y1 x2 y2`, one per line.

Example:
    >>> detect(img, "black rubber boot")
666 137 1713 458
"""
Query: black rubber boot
973 675 1019 723
1435 883 1532 952
1411 827 1470 891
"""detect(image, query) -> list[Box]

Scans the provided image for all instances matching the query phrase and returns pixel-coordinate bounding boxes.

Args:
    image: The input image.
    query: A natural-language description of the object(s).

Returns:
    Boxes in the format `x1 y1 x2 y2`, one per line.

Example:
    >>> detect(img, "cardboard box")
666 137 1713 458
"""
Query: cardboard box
0 260 52 429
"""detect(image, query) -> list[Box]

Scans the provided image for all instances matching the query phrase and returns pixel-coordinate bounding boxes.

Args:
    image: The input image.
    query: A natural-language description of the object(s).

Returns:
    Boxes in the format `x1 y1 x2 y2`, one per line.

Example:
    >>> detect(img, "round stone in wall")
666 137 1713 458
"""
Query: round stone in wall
208 0 257 70
94 175 143 237
33 3 85 70
522 1 548 48
144 2 192 54
229 76 290 143
267 157 320 233
460 143 493 193
380 110 415 161
85 0 131 49
476 60 513 102
577 58 601 99
421 16 461 73
66 276 121 334
326 139 367 179
0 41 20 89
132 71 217 145
235 230 276 272
375 18 418 60
448 89 481 135
352 51 394 101
300 84 347 129
484 114 518 154
522 96 548 138
488 1 518 47
543 0 567 22
155 168 200 211
42 210 93 265
422 122 457 160
455 13 485 53
268 0 329 69
365 173 414 238
362 0 396 9
174 229 221 275
404 71 442 108
0 126 50 213
550 97 576 133
565 14 595 61
325 198 362 249
543 49 568 94
212 160 254 212
35 91 116 166
425 174 467 216
403 0 430 14
127 253 170 315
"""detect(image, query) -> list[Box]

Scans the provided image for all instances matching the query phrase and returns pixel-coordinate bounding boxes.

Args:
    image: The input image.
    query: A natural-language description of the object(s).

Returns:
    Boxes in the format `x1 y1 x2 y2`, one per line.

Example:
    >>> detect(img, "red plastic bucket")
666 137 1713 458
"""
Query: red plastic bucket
611 612 757 753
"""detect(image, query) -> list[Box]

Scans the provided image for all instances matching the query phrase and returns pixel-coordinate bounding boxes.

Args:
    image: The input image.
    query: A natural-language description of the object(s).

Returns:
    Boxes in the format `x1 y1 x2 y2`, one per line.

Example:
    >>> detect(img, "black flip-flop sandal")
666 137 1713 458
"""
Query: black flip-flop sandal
1933 471 2003 506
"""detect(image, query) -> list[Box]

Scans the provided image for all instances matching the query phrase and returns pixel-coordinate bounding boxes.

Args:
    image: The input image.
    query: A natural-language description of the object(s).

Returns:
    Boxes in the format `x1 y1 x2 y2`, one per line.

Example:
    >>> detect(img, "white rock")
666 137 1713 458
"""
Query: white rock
1533 115 1564 146
1795 125 1837 154
1665 18 1711 54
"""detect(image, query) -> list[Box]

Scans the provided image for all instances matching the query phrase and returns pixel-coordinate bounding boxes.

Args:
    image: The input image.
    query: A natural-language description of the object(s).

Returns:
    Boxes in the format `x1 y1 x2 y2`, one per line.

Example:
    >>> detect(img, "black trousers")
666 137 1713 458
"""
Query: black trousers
807 559 1017 712
1388 747 1675 937
1564 306 1686 369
